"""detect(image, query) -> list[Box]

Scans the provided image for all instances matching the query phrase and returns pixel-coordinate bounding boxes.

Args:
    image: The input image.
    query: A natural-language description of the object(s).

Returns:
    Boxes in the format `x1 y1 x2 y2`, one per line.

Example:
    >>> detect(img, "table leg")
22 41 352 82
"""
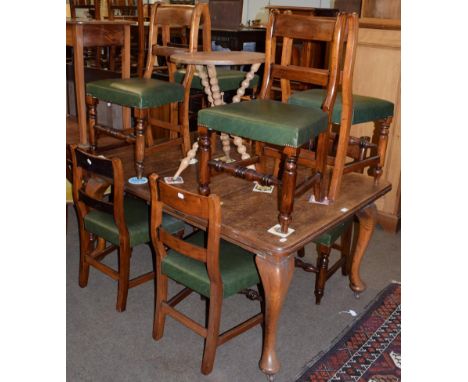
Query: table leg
349 203 378 294
255 253 295 379
73 25 88 147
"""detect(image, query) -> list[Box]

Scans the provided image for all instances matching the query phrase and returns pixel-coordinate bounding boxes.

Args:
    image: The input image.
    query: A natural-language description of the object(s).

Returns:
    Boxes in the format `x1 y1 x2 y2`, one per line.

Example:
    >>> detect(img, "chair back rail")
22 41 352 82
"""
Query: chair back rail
259 12 346 113
143 3 211 80
149 174 222 280
71 145 129 244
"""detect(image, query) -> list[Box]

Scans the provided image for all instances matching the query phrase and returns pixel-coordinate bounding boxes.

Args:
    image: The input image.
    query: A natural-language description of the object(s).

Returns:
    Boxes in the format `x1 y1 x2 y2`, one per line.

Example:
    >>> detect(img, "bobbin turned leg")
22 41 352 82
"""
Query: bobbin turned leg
86 95 99 151
134 108 147 179
198 125 212 196
278 147 299 233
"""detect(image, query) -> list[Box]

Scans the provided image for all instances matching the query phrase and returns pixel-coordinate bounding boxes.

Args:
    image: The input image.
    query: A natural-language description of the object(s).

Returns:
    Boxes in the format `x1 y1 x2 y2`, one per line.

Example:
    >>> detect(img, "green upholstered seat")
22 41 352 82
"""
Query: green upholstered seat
162 231 259 298
86 78 185 109
84 196 184 247
198 99 329 148
174 68 259 91
313 219 352 247
288 89 394 125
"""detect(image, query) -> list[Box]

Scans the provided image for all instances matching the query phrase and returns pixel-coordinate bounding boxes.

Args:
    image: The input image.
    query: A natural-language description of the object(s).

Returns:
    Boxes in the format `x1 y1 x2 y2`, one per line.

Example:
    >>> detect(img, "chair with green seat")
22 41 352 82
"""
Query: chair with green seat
197 12 353 234
70 146 184 312
285 23 393 304
288 90 394 184
86 3 208 182
149 174 263 375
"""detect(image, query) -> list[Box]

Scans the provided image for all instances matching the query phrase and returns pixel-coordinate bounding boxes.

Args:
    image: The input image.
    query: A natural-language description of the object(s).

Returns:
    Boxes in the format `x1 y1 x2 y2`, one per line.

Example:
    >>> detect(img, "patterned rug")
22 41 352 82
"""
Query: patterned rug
296 283 401 382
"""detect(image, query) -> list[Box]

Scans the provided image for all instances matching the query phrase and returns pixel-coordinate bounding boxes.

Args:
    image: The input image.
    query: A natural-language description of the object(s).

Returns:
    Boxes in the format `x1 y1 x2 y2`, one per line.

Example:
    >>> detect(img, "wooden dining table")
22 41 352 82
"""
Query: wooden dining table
100 143 392 379
66 18 133 147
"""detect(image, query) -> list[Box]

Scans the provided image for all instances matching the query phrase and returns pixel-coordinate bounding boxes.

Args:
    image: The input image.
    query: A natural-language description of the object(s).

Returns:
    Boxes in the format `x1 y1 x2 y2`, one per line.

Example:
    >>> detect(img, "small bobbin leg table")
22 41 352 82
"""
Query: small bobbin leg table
169 51 265 180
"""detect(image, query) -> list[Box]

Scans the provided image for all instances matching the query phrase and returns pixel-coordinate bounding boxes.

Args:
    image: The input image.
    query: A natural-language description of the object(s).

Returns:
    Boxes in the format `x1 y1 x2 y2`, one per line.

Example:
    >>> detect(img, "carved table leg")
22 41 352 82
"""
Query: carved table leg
350 203 378 295
255 254 295 379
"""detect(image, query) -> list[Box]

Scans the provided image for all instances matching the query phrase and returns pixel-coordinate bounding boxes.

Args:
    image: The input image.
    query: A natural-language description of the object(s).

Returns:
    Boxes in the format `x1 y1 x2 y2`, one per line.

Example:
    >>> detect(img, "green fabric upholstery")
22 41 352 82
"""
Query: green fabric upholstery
313 219 353 247
162 231 259 298
174 68 259 91
86 78 184 109
198 99 328 148
84 196 184 247
288 89 394 125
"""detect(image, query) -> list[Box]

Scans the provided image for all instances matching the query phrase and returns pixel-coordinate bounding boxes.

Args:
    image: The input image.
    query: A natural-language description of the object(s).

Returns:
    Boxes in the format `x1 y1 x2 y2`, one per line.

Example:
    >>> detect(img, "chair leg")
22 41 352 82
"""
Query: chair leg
198 126 212 196
153 273 169 340
315 243 331 305
278 147 299 233
372 116 392 184
133 108 147 179
116 246 131 312
340 224 353 276
201 293 222 375
86 95 99 151
78 228 92 288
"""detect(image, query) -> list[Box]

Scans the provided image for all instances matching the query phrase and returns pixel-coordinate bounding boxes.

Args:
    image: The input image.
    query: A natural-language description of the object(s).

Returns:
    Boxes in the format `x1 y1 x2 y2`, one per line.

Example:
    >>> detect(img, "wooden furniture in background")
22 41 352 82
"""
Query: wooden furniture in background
70 145 184 311
107 0 148 77
66 19 132 146
208 0 243 29
149 174 263 375
100 141 391 379
70 0 101 19
361 0 400 20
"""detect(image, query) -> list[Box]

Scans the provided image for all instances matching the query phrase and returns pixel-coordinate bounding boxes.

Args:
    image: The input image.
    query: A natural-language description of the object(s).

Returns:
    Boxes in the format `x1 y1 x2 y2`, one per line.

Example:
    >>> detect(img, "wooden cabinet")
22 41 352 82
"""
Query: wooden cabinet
352 18 401 232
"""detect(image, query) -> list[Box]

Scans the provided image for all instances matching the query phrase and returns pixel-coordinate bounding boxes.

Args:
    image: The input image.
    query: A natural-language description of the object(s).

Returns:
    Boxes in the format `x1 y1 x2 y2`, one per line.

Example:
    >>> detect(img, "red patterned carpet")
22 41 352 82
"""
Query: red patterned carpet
296 283 401 382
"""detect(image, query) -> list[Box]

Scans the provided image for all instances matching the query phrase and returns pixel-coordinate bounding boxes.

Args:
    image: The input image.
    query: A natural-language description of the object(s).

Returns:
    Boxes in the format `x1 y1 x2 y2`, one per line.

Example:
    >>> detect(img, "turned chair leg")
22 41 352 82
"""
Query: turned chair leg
372 116 392 184
86 95 99 151
278 147 299 233
315 243 331 305
133 108 148 179
198 126 212 196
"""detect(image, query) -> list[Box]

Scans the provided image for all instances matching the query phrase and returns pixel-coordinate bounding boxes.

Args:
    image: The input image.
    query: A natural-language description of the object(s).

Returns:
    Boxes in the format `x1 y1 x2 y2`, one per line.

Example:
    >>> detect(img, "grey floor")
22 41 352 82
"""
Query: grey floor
66 206 400 382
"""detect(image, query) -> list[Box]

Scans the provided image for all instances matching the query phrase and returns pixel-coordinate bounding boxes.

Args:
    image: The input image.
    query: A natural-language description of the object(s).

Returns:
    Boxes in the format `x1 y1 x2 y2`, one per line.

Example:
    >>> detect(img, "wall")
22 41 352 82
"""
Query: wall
241 0 332 25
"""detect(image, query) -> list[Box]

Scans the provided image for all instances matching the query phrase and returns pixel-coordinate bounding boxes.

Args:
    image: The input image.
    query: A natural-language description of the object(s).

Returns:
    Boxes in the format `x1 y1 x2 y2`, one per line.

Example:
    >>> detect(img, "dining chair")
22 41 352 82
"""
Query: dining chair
284 14 393 304
197 12 357 234
149 174 263 374
86 3 207 182
70 145 184 312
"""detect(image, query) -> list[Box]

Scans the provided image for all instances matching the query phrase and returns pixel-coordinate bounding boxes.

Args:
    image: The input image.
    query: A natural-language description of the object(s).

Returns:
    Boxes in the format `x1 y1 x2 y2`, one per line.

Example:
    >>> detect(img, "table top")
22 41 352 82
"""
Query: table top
103 144 391 257
66 18 133 26
170 51 265 66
